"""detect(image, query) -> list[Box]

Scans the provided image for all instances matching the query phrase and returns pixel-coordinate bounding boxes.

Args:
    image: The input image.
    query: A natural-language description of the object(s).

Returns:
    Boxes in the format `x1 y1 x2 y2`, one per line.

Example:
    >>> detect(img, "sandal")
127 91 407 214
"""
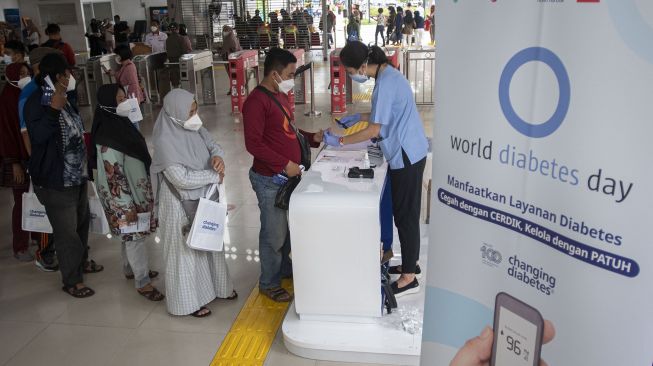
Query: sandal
83 260 104 274
219 290 238 300
126 270 159 280
191 306 212 318
137 287 165 302
62 285 95 298
260 287 293 302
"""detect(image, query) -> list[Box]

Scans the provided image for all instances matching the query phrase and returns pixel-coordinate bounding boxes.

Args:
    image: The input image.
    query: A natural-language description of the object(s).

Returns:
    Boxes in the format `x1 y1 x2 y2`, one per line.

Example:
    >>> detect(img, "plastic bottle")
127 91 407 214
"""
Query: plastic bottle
363 152 371 169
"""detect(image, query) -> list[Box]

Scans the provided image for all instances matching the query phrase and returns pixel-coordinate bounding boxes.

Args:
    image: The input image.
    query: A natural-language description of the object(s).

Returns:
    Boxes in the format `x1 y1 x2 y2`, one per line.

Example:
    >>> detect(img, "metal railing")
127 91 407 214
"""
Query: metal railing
402 46 435 105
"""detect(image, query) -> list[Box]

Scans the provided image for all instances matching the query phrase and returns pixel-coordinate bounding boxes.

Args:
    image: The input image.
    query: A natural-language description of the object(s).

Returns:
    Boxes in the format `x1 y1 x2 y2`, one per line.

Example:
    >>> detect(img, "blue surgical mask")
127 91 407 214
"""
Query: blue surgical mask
350 73 369 83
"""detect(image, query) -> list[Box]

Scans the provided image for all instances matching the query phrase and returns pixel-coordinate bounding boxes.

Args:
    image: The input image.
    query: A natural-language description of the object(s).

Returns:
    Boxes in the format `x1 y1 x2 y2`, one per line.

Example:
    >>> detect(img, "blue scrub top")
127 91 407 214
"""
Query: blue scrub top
19 79 38 131
370 65 429 170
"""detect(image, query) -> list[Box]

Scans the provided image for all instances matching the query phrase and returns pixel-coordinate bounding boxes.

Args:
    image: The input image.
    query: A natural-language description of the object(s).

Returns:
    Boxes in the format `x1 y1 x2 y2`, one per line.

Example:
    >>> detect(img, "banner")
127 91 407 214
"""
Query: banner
422 1 653 365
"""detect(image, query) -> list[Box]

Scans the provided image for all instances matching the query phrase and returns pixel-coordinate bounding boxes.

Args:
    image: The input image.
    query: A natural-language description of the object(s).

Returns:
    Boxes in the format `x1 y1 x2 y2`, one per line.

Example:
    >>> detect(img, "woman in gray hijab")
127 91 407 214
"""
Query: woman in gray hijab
151 89 236 318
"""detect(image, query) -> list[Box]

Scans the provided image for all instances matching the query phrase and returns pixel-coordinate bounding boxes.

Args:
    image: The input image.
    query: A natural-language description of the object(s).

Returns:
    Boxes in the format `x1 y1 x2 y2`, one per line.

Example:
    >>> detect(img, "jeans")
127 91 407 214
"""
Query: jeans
121 238 151 289
388 150 426 274
375 25 385 46
249 169 292 290
33 184 90 288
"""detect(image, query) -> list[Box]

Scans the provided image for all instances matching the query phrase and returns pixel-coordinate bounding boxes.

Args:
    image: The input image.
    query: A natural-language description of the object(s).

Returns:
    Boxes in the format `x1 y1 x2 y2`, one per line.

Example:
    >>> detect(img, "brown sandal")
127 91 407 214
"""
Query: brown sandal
260 287 292 302
83 260 104 274
219 290 238 300
126 270 159 280
137 287 165 301
62 285 95 298
191 306 212 318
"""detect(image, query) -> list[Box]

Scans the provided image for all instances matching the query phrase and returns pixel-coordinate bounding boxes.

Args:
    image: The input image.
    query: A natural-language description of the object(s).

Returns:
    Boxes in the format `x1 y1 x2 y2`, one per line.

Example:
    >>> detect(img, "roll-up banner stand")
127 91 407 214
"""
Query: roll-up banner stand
422 1 653 365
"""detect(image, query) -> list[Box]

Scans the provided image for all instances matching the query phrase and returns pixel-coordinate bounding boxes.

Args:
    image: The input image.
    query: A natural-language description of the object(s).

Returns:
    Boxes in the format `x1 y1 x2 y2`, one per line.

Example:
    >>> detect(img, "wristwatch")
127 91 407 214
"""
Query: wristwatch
339 136 345 146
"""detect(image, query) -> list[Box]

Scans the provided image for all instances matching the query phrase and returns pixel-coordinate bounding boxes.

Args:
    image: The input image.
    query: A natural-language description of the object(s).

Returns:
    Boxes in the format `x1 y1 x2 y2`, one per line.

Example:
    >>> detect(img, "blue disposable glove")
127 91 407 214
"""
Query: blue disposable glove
323 130 342 147
336 113 361 129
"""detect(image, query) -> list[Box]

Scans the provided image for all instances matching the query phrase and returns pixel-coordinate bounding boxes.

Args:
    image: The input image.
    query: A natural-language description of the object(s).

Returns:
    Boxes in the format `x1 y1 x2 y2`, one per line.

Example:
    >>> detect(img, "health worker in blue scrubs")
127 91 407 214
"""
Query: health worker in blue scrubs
323 41 429 297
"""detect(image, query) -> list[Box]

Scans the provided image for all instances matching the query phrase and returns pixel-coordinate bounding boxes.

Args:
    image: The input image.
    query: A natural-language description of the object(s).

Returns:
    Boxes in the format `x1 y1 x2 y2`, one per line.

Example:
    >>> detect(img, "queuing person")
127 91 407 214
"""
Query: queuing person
220 25 241 95
90 84 164 302
86 19 103 56
428 5 435 44
346 14 360 42
164 22 191 89
0 41 33 261
145 20 167 53
269 12 281 35
242 48 324 302
373 8 386 46
394 7 404 46
414 11 425 46
42 23 76 66
178 23 192 52
324 42 428 297
403 10 416 47
26 22 41 51
113 15 130 48
24 52 104 298
18 47 62 271
322 8 336 48
386 6 397 45
151 89 237 317
108 45 144 128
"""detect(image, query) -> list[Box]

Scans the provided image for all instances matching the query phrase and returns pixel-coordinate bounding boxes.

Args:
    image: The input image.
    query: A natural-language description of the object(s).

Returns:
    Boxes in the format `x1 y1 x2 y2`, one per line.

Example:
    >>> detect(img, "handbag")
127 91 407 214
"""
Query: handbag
274 176 301 210
186 184 228 252
21 183 53 233
162 174 220 235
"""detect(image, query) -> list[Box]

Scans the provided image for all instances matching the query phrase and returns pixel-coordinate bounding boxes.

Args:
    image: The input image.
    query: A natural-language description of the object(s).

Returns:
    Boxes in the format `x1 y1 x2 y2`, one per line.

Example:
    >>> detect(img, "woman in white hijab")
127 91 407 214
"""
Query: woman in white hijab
151 89 236 318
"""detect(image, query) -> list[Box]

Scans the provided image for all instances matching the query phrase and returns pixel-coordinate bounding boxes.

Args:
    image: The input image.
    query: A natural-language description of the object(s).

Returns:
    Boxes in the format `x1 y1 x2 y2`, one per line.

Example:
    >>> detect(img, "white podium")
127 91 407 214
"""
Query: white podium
283 146 426 365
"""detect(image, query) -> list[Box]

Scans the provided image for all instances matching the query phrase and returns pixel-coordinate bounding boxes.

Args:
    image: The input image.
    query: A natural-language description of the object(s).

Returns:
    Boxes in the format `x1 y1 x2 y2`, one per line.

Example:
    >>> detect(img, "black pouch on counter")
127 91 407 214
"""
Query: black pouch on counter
274 176 301 210
348 167 375 179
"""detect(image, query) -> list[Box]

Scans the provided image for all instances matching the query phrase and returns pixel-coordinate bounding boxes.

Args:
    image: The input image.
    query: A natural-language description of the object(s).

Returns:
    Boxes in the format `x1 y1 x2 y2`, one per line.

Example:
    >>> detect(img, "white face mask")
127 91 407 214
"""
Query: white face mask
17 76 31 89
66 75 76 92
2 54 12 64
151 26 158 32
223 31 230 37
115 100 131 117
275 74 295 94
115 55 121 63
183 113 203 131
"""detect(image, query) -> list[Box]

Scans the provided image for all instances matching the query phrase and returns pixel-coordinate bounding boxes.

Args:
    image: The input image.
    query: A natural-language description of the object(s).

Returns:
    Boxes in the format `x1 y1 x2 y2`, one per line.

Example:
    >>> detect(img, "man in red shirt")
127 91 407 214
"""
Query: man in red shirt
243 47 323 302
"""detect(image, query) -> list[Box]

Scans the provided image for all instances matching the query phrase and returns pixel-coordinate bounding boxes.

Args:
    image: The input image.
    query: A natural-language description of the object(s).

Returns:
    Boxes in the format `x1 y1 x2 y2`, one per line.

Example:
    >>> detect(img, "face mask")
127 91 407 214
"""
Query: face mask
275 74 295 94
151 26 158 32
115 55 121 63
17 76 31 89
2 54 12 64
223 31 230 37
115 100 131 117
350 73 369 83
183 113 203 131
66 75 76 92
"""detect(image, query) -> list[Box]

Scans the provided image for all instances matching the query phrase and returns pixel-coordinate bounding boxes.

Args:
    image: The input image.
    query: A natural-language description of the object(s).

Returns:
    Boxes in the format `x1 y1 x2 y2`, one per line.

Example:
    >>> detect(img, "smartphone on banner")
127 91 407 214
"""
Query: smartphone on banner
490 292 544 366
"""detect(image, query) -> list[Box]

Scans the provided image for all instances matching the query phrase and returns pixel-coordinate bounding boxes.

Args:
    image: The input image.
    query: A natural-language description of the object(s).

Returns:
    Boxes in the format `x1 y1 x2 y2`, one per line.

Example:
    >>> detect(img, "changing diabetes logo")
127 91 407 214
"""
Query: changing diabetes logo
499 47 570 138
481 244 503 267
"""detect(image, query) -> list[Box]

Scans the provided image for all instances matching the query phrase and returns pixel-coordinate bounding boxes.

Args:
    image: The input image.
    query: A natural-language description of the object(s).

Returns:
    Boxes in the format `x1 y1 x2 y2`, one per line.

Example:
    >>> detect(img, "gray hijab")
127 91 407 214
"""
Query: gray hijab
150 89 215 202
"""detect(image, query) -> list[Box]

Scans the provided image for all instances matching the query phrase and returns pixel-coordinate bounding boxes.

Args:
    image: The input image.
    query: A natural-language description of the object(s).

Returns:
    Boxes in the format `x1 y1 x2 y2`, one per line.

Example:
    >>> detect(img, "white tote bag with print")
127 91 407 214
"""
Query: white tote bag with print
88 182 111 235
21 183 53 233
186 184 228 252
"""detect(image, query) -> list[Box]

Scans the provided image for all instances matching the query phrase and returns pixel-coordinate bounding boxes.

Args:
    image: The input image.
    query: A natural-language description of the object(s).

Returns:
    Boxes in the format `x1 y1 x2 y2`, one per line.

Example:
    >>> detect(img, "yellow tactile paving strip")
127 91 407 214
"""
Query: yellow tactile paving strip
210 280 293 366
343 121 369 136
352 88 373 102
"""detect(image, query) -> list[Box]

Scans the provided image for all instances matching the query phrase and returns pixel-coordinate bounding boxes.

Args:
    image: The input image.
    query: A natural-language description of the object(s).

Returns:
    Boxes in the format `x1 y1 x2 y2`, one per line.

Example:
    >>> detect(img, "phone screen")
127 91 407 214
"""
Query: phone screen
491 292 543 366
494 306 538 366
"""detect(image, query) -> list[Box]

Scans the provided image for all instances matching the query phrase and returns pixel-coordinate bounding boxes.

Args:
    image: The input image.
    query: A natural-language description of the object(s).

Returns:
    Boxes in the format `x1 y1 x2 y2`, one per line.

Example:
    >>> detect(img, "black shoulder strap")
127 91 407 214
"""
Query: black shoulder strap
255 85 292 123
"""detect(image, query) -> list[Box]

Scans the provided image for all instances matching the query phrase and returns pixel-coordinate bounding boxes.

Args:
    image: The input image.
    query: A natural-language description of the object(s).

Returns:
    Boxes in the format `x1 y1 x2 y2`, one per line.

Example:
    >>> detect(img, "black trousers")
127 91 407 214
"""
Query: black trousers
388 150 426 274
375 25 385 46
34 184 90 288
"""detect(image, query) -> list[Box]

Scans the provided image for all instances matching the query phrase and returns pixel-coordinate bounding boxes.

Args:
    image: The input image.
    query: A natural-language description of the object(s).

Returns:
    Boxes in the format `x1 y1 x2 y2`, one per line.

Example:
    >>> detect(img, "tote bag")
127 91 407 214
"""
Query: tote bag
88 182 111 235
21 183 53 233
186 184 228 252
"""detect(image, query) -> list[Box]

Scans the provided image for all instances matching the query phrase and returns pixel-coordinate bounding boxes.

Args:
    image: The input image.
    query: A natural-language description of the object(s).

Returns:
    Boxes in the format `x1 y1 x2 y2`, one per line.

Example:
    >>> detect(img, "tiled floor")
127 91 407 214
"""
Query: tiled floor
0 52 433 366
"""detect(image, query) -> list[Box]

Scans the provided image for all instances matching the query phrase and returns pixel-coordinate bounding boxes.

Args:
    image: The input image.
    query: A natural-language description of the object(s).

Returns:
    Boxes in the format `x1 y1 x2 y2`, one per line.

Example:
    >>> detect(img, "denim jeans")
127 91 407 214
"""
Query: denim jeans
249 169 292 290
33 184 90 288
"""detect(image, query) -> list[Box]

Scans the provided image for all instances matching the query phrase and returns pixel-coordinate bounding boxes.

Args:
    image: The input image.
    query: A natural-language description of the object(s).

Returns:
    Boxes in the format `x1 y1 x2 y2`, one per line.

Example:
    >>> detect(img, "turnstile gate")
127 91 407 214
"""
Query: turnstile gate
179 50 217 105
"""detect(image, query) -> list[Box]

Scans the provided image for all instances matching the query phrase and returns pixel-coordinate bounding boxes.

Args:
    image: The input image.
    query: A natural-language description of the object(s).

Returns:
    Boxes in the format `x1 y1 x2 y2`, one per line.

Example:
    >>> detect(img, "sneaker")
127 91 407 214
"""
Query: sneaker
35 256 59 272
14 251 34 262
391 278 420 298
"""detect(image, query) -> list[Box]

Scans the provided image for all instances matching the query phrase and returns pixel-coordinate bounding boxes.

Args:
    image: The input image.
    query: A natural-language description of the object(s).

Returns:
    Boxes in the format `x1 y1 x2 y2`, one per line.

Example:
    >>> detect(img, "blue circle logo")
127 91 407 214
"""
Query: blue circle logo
499 47 570 138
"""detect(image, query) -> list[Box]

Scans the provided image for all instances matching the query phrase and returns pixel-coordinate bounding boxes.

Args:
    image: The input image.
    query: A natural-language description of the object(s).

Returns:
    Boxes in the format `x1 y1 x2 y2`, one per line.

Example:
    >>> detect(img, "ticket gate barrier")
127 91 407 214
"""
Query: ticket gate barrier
71 66 90 106
133 52 168 110
329 49 350 114
287 49 306 112
180 50 217 105
403 46 435 105
85 54 118 110
228 50 260 114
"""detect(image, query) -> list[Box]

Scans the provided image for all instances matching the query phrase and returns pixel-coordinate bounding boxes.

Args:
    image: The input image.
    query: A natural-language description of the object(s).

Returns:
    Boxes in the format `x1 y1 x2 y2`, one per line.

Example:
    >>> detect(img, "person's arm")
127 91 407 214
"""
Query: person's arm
198 127 225 158
242 97 293 171
341 123 381 145
24 93 61 145
163 164 220 190
144 34 152 47
124 64 141 99
63 43 76 66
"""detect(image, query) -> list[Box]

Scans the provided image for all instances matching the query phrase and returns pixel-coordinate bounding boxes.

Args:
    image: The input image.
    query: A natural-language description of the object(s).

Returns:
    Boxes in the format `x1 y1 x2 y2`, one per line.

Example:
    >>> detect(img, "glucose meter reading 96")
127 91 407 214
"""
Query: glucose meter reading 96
491 292 544 366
